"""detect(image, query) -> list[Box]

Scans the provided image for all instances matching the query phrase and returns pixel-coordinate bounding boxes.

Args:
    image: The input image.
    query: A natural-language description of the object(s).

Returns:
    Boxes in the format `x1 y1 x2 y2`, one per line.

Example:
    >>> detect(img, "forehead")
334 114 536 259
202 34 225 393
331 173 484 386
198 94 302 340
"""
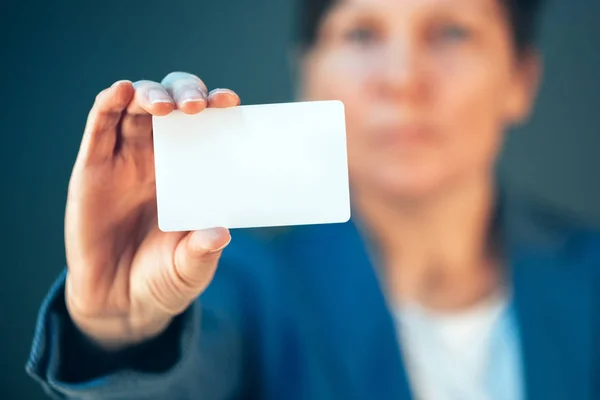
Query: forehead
332 0 501 16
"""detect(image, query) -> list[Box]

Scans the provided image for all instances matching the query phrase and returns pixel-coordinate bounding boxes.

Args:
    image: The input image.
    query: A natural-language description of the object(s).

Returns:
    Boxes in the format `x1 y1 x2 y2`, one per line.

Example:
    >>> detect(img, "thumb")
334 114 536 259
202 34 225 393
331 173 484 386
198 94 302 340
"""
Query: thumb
177 227 231 287
187 227 231 255
159 227 231 314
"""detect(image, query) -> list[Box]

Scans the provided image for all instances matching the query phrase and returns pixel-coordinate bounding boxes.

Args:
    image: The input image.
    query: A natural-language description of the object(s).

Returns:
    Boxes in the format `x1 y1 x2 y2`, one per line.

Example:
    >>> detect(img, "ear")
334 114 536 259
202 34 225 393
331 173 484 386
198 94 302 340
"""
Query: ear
504 50 543 126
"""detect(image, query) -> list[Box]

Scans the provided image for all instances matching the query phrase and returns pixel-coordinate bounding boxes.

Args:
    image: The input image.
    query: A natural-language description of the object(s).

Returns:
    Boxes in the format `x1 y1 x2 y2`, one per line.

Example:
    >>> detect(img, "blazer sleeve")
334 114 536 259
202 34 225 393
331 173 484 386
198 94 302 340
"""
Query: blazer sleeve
25 268 248 400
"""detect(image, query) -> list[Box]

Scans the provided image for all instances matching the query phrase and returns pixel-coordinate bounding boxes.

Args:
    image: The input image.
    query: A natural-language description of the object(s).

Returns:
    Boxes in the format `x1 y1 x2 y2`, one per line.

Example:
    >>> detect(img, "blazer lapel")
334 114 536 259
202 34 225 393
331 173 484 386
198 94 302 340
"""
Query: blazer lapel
511 246 592 400
503 191 594 400
286 220 413 400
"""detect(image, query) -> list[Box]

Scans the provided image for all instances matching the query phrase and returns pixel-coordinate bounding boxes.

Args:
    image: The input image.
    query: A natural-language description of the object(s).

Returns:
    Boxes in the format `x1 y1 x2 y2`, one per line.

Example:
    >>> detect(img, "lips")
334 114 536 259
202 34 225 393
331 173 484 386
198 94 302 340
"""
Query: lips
371 125 436 148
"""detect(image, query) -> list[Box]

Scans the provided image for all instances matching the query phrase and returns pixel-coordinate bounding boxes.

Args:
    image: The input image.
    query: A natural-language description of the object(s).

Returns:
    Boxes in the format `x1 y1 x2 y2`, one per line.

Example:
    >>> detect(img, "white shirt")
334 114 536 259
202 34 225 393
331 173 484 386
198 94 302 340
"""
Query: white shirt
393 291 523 400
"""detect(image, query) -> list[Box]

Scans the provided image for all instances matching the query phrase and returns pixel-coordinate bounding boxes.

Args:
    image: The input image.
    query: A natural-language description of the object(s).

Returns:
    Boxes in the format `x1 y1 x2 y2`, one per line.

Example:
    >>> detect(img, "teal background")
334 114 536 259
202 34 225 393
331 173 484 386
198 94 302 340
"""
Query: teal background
1 0 599 398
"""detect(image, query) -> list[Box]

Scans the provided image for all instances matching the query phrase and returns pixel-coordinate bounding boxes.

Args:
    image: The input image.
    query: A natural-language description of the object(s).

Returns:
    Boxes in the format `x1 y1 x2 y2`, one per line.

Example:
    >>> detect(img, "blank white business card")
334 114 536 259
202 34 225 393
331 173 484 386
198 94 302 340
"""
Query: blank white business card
152 100 350 232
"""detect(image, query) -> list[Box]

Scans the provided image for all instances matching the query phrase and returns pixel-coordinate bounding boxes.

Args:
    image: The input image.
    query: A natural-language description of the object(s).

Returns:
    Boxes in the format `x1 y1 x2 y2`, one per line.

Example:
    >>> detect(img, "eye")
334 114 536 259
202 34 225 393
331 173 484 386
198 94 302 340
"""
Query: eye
434 24 471 44
344 25 378 45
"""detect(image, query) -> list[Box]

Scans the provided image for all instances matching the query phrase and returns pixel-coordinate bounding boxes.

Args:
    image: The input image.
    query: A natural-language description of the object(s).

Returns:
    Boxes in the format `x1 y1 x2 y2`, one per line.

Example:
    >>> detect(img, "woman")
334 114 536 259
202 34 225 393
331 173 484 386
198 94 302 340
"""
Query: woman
27 0 600 399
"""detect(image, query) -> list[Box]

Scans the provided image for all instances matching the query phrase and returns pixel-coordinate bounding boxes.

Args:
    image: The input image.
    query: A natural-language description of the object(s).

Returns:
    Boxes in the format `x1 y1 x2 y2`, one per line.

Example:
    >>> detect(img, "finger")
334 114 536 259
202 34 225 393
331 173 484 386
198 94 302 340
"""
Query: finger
161 71 208 115
77 80 135 164
118 80 175 144
153 228 231 315
207 88 241 108
126 80 175 116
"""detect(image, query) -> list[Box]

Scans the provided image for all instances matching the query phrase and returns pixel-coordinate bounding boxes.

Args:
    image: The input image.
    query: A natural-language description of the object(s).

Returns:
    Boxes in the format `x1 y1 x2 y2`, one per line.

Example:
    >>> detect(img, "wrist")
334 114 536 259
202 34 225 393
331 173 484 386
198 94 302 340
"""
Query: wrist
65 292 172 352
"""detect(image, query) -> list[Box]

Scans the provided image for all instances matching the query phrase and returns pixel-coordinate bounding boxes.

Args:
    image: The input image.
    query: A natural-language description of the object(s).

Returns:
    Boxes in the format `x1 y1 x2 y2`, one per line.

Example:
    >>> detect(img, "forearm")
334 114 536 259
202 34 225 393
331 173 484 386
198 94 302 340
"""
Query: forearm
27 271 244 400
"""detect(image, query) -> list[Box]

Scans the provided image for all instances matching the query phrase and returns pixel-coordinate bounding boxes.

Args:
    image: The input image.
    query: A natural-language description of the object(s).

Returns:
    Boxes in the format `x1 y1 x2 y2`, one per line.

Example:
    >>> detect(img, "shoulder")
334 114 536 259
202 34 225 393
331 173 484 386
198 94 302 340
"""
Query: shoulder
503 188 600 269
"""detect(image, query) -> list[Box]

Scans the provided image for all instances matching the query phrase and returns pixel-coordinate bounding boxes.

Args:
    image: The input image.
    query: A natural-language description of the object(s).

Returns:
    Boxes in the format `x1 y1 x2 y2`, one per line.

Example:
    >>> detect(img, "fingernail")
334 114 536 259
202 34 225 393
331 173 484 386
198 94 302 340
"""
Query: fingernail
209 235 232 253
210 88 240 105
111 79 132 88
190 228 231 253
211 88 234 95
181 87 206 104
148 89 173 104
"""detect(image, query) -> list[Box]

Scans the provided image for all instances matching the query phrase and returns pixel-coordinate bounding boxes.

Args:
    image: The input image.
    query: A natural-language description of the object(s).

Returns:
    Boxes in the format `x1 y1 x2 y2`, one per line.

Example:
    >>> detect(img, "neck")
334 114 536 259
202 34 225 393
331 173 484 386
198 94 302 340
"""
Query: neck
353 173 503 312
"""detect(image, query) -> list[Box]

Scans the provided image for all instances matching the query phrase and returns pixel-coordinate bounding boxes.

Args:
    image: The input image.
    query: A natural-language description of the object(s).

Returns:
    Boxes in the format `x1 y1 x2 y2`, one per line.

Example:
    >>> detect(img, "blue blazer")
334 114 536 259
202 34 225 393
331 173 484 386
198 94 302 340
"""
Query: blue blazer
27 193 600 399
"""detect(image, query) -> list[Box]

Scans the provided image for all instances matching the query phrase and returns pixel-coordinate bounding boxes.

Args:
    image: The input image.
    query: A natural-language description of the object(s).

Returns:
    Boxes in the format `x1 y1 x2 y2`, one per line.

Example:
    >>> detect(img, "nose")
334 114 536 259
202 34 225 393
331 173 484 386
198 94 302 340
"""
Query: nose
375 37 427 102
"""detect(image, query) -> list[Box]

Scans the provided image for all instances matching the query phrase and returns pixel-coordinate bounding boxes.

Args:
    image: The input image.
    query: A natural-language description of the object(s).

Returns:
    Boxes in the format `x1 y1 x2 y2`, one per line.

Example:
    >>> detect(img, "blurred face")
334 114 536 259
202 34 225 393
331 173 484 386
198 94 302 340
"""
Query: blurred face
300 0 539 200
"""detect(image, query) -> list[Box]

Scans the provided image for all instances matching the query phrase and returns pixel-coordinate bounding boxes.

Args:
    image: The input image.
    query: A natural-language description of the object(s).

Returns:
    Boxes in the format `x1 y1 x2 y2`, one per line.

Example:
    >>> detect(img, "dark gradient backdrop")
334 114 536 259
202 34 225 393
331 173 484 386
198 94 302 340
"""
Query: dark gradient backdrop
1 0 599 398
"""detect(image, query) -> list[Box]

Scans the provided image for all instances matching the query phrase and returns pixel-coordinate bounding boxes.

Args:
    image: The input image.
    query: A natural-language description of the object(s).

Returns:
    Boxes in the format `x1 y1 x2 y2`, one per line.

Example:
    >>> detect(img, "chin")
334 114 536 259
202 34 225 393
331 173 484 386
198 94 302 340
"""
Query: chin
353 163 451 202
382 175 446 200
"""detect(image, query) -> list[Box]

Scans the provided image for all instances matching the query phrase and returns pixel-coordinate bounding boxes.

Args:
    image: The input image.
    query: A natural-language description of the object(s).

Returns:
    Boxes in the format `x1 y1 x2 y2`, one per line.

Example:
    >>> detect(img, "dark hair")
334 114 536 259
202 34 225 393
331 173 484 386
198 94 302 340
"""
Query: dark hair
295 0 545 55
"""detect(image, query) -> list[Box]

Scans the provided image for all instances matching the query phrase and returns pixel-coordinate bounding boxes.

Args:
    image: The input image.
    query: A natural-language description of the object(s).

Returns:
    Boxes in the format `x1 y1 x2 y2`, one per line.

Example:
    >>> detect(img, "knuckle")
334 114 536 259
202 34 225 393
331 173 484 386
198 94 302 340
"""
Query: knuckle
161 71 206 91
177 258 217 290
173 245 220 289
173 250 218 289
172 262 204 292
146 267 190 315
162 71 195 83
94 88 109 103
133 80 173 103
132 80 162 92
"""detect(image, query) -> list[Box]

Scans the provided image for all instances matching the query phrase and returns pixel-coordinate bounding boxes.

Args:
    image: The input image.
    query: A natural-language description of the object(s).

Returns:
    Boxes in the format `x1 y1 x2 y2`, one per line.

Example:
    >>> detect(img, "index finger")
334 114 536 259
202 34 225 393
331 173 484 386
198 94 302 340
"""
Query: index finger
77 80 136 164
161 71 209 114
